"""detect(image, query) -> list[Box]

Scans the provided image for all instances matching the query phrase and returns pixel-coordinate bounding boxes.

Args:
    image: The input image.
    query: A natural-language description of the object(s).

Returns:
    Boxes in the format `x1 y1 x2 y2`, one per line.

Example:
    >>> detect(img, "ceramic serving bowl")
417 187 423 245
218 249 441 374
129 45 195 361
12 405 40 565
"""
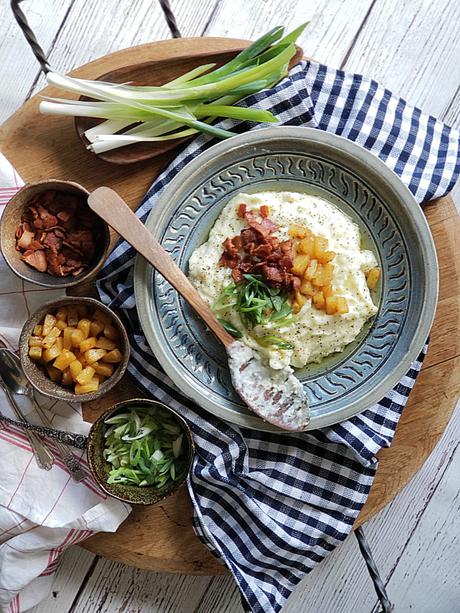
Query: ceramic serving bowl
0 179 110 288
134 127 438 432
86 398 194 505
19 296 130 403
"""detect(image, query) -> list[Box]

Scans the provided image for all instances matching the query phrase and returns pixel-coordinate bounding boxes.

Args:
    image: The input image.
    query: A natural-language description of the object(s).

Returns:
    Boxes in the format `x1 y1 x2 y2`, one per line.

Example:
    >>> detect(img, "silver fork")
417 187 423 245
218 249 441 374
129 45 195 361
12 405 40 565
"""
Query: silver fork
30 394 86 482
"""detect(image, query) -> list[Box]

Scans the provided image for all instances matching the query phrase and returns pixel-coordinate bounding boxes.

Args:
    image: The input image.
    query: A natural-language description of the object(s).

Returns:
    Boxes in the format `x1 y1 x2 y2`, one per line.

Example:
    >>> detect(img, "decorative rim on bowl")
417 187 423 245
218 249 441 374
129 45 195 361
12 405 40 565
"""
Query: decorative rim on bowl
134 127 438 432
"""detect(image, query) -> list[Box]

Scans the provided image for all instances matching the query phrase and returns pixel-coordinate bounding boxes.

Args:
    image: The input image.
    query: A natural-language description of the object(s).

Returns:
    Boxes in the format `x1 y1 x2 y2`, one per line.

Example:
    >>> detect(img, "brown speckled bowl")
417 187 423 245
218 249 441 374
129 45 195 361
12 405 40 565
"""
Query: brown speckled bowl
0 179 110 288
19 296 130 403
87 399 194 505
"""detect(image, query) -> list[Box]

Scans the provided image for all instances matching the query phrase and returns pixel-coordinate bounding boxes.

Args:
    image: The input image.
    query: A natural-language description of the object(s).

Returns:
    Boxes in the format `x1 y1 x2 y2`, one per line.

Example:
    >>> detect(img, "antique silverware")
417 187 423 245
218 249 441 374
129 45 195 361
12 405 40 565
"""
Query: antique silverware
0 348 86 479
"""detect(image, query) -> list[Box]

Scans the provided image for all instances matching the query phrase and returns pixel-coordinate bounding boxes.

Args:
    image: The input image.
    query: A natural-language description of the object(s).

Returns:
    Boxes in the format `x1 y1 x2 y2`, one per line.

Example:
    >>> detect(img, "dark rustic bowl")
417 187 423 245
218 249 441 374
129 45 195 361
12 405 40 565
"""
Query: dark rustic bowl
19 296 130 403
86 398 194 505
0 179 110 288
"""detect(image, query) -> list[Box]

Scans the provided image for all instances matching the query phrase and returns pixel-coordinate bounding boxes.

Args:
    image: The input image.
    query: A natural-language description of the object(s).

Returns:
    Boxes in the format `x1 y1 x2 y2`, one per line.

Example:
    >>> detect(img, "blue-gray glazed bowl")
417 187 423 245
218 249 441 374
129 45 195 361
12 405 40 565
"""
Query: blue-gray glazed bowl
134 127 438 432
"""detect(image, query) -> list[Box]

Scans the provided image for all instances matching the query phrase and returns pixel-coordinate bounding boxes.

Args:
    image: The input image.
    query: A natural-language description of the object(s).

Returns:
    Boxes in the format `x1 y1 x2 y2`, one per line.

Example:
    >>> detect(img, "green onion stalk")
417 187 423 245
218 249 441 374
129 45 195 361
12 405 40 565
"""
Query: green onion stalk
39 24 307 153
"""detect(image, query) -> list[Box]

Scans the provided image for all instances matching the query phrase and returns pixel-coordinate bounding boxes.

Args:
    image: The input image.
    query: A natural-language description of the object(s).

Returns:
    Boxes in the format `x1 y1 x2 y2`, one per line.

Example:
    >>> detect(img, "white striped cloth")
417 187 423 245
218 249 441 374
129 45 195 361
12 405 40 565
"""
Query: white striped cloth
97 60 460 613
0 155 131 613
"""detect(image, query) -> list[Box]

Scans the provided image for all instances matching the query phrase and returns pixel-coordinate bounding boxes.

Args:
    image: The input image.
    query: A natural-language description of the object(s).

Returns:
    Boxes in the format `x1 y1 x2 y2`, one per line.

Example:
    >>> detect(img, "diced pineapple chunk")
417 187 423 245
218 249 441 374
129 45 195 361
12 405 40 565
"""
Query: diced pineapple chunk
300 279 315 297
323 285 334 298
313 291 325 309
56 319 67 331
63 326 76 350
313 236 329 259
294 291 307 309
28 336 43 347
325 296 338 315
90 320 105 337
317 250 336 264
288 225 309 239
336 297 349 314
42 344 62 363
312 263 325 287
54 337 63 353
93 362 114 378
298 236 315 257
29 346 42 361
85 348 107 364
42 326 61 349
304 259 318 280
70 329 85 348
76 366 96 386
61 369 73 386
95 336 116 351
75 377 99 395
42 314 56 337
101 349 123 363
366 267 381 290
79 337 97 353
292 255 310 276
69 359 83 380
77 318 91 340
53 350 77 371
323 263 334 286
33 324 43 336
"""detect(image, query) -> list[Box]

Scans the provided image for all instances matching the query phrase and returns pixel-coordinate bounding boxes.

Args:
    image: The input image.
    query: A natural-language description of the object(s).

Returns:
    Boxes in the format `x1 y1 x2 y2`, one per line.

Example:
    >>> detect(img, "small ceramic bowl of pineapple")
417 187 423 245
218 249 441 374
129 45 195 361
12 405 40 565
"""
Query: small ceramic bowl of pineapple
19 296 130 402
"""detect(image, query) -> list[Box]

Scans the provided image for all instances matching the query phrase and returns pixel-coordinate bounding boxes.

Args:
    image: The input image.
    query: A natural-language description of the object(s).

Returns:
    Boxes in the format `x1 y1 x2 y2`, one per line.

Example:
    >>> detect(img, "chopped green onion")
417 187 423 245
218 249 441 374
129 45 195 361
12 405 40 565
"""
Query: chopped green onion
103 407 187 488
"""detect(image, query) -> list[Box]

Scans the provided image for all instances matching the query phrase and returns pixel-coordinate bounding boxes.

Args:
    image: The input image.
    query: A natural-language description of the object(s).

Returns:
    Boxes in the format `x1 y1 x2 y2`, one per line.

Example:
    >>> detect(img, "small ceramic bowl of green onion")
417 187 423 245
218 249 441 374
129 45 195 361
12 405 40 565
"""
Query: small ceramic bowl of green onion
87 398 194 505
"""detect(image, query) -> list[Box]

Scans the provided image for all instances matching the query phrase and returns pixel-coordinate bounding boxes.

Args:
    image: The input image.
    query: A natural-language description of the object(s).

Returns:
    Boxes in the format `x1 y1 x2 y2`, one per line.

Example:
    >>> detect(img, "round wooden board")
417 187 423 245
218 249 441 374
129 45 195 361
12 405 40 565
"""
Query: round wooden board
1 38 459 575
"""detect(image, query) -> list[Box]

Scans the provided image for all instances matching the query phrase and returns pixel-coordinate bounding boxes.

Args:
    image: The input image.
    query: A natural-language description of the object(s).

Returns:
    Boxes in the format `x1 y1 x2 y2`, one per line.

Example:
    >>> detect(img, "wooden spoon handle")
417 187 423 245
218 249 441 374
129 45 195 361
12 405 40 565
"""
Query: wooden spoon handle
88 187 235 348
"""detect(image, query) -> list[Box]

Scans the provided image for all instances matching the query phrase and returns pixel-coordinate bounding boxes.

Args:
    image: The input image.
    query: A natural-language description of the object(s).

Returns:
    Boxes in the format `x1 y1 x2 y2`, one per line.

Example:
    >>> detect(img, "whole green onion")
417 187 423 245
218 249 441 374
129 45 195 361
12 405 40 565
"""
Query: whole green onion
39 24 308 153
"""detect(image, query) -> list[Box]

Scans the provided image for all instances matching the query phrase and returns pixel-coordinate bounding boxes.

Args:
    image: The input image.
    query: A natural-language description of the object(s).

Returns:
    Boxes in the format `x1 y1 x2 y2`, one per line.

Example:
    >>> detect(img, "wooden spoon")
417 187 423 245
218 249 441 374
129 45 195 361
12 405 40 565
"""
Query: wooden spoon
87 187 310 431
76 45 304 165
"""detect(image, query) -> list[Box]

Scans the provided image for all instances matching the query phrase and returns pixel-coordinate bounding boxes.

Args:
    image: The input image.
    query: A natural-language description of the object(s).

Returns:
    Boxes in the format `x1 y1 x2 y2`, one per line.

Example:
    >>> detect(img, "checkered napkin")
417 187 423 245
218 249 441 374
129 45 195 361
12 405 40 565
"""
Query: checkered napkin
97 60 460 613
0 155 131 613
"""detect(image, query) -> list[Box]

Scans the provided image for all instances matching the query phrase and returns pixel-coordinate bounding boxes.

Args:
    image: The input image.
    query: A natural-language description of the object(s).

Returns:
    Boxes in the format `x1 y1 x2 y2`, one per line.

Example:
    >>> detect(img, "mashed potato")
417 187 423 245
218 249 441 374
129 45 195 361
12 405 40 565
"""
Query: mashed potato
188 191 378 369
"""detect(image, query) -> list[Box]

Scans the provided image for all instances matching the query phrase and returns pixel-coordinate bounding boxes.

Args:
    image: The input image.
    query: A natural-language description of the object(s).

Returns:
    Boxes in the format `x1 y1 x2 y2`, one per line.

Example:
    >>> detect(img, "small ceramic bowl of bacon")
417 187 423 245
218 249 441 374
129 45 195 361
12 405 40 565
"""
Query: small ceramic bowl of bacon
0 179 110 288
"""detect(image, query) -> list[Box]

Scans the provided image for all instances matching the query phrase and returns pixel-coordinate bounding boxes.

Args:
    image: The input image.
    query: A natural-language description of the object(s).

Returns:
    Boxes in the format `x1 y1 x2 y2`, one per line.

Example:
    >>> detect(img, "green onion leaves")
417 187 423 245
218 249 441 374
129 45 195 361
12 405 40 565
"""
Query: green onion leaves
103 408 186 488
39 24 307 153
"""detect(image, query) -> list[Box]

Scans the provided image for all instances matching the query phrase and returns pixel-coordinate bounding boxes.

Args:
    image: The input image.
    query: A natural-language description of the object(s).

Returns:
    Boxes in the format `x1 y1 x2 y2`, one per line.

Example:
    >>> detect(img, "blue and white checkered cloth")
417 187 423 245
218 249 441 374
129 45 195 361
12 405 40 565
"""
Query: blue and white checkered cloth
97 60 460 613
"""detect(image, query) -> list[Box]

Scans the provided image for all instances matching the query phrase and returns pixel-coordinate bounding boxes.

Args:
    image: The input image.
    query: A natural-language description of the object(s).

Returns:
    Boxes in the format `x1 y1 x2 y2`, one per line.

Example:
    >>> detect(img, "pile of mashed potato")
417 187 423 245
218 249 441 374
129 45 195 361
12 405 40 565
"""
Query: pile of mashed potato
188 191 378 369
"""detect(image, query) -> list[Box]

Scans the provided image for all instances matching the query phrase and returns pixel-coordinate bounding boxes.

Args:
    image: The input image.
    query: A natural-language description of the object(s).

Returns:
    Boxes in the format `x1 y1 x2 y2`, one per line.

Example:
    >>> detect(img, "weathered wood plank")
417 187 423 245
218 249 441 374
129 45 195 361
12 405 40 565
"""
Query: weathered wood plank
30 0 217 96
0 0 73 123
383 437 460 611
70 560 211 613
343 0 460 119
30 547 96 613
204 0 374 67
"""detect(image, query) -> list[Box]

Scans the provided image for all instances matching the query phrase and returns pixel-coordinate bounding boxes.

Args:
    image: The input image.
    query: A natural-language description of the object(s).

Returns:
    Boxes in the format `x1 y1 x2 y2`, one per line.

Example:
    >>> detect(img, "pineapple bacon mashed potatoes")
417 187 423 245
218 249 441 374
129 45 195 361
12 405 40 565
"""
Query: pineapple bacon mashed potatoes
188 191 381 369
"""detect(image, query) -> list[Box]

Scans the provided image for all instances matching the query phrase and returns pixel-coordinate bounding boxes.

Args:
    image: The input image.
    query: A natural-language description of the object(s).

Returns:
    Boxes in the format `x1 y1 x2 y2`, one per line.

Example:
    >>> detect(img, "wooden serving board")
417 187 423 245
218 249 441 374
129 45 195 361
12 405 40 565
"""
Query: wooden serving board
1 38 459 575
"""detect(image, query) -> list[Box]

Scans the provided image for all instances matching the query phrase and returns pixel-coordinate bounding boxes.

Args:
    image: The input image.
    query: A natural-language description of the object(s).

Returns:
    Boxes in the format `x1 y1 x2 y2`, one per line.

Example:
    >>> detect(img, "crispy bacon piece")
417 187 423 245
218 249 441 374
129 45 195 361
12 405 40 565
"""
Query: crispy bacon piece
260 205 269 218
237 203 247 219
219 205 296 291
15 190 100 278
22 249 47 272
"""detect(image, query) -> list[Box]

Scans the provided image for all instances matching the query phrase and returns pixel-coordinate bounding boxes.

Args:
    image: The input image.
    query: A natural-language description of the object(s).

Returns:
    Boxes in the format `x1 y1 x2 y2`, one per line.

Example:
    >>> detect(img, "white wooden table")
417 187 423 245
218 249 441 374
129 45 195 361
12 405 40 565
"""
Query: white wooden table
1 0 460 611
